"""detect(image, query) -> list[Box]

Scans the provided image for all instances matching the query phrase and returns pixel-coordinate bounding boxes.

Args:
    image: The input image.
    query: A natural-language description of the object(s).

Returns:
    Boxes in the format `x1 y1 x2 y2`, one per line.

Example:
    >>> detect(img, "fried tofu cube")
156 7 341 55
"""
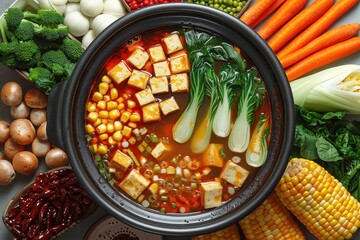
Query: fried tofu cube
202 144 224 168
170 54 190 74
220 160 249 187
110 150 133 170
151 142 166 159
170 73 189 92
200 182 223 209
128 70 150 89
135 88 155 106
163 33 183 54
149 76 169 94
119 169 150 199
153 61 171 77
108 61 132 84
159 97 179 116
127 48 149 69
148 45 166 63
142 102 161 123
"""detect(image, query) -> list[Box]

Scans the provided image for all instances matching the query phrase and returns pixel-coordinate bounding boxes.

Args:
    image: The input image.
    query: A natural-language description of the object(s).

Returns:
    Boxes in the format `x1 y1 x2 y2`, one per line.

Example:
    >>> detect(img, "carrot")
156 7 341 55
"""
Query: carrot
285 37 360 81
279 23 360 68
268 0 334 53
239 0 276 26
250 0 287 28
277 0 360 58
256 0 308 40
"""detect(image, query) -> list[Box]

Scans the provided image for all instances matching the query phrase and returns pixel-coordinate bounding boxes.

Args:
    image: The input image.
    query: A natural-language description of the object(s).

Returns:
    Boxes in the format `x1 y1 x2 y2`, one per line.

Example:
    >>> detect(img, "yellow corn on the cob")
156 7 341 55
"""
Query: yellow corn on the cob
192 224 241 240
239 192 305 240
276 158 360 240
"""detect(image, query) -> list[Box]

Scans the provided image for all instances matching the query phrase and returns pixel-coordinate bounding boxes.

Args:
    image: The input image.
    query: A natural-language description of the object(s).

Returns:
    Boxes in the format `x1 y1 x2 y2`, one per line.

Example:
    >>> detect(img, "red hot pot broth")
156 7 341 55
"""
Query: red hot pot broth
84 28 272 214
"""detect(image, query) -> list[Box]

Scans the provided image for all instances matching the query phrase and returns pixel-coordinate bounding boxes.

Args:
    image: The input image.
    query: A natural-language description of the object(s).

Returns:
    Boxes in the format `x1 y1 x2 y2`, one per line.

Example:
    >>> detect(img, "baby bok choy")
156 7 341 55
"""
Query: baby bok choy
228 69 264 153
291 64 360 114
246 113 269 167
172 29 211 143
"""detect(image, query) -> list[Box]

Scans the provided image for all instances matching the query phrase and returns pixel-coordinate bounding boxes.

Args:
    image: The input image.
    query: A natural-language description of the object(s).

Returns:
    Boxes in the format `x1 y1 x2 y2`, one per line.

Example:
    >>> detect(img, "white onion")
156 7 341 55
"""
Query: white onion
64 11 90 37
80 0 104 17
91 14 118 36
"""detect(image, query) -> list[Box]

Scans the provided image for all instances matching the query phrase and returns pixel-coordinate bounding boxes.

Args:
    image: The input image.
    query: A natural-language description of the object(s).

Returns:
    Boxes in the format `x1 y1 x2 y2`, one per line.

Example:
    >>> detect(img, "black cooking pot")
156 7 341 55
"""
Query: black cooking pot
47 3 295 236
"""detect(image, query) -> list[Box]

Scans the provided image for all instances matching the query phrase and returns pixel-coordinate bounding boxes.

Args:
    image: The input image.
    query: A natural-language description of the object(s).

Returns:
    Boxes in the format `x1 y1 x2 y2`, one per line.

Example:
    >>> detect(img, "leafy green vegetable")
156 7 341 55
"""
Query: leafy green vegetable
293 105 360 200
228 68 264 153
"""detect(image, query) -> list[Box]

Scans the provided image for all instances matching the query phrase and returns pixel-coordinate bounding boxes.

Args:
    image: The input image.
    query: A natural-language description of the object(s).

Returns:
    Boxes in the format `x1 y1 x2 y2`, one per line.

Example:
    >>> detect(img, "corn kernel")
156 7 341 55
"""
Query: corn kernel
97 101 106 110
113 131 123 141
101 75 112 83
117 97 125 104
96 123 107 134
114 121 123 131
127 100 136 109
109 109 120 119
101 119 108 124
87 112 98 123
98 144 108 155
123 126 132 138
128 122 137 128
103 95 111 102
108 136 117 145
93 118 102 127
85 124 95 134
99 82 109 95
98 110 109 119
110 88 119 100
107 101 118 111
123 93 129 100
87 102 97 112
99 133 108 141
148 183 159 194
92 144 98 154
92 92 103 102
117 103 125 111
107 123 115 133
130 113 141 122
120 111 131 123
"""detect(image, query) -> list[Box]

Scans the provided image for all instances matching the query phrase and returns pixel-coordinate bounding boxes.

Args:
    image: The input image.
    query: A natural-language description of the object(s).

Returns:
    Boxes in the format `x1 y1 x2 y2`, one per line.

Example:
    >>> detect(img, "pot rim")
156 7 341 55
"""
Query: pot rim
48 3 295 236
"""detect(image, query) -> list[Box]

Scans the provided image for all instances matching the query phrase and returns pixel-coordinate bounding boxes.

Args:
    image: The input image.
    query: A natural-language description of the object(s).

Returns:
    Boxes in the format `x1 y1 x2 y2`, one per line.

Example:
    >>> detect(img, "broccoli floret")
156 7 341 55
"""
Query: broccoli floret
33 23 69 41
24 9 64 27
40 50 70 66
14 41 39 62
13 20 34 41
28 67 55 94
4 8 24 31
33 37 62 52
0 41 40 69
60 37 84 62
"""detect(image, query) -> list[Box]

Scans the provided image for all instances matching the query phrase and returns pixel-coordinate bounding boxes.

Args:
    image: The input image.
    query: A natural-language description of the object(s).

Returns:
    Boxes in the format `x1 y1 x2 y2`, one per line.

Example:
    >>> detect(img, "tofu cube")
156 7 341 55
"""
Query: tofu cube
148 45 166 63
135 88 155 106
142 102 161 123
127 48 149 69
200 182 223 209
163 33 183 54
170 54 190 74
128 70 150 89
153 61 171 77
151 142 167 159
170 73 189 92
108 61 132 84
149 76 169 94
220 160 249 187
119 169 150 199
110 150 133 170
159 97 179 116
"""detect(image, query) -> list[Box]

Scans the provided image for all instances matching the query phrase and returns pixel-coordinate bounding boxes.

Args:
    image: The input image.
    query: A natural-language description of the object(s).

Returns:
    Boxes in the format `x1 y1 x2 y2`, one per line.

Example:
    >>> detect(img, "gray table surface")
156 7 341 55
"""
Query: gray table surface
0 0 360 240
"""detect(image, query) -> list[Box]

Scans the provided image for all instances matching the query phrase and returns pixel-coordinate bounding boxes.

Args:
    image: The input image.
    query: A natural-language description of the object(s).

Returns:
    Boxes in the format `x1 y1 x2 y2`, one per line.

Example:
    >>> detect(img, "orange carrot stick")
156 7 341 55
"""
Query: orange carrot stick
268 0 334 53
285 37 360 81
279 23 360 68
277 0 359 58
240 0 276 26
250 0 287 28
256 0 307 40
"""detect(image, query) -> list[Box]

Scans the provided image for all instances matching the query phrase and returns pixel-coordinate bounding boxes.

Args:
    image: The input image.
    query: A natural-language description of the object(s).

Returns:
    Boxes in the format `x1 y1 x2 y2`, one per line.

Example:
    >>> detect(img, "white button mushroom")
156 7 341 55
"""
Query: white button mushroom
92 14 119 37
12 151 39 175
45 148 69 169
10 101 31 119
50 0 68 5
80 0 104 18
0 160 16 185
0 120 10 144
103 0 127 17
9 119 36 146
38 0 53 9
82 30 96 48
64 11 90 37
64 3 80 16
1 82 23 107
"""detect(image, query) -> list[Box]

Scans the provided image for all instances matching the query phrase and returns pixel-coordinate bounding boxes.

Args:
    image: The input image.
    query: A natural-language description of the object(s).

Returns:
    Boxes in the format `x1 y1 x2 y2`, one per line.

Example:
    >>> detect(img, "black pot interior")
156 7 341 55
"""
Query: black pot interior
57 3 294 236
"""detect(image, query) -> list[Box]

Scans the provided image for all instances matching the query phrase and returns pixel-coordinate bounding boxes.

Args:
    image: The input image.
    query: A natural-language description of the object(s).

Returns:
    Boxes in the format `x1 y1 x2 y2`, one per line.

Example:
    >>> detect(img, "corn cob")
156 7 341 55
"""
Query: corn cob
192 224 241 240
239 192 305 240
276 158 360 240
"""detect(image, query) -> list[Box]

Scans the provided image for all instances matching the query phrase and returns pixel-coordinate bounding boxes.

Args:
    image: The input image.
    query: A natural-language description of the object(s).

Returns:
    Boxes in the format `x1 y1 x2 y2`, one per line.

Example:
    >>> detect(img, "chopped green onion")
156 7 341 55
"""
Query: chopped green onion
191 182 197 189
90 146 95 154
86 134 92 143
95 155 102 163
150 134 159 143
129 137 136 145
181 178 187 183
109 178 115 186
141 141 148 147
161 196 168 201
154 165 161 172
219 148 226 158
160 207 166 213
171 158 177 165
144 135 151 143
174 183 179 188
171 202 176 208
148 161 155 167
138 144 145 153
126 149 140 167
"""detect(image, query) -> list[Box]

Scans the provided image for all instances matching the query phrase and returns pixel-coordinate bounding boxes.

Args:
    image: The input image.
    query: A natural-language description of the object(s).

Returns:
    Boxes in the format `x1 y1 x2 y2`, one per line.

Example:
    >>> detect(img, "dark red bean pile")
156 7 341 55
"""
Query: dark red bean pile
4 169 93 240
125 0 181 11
